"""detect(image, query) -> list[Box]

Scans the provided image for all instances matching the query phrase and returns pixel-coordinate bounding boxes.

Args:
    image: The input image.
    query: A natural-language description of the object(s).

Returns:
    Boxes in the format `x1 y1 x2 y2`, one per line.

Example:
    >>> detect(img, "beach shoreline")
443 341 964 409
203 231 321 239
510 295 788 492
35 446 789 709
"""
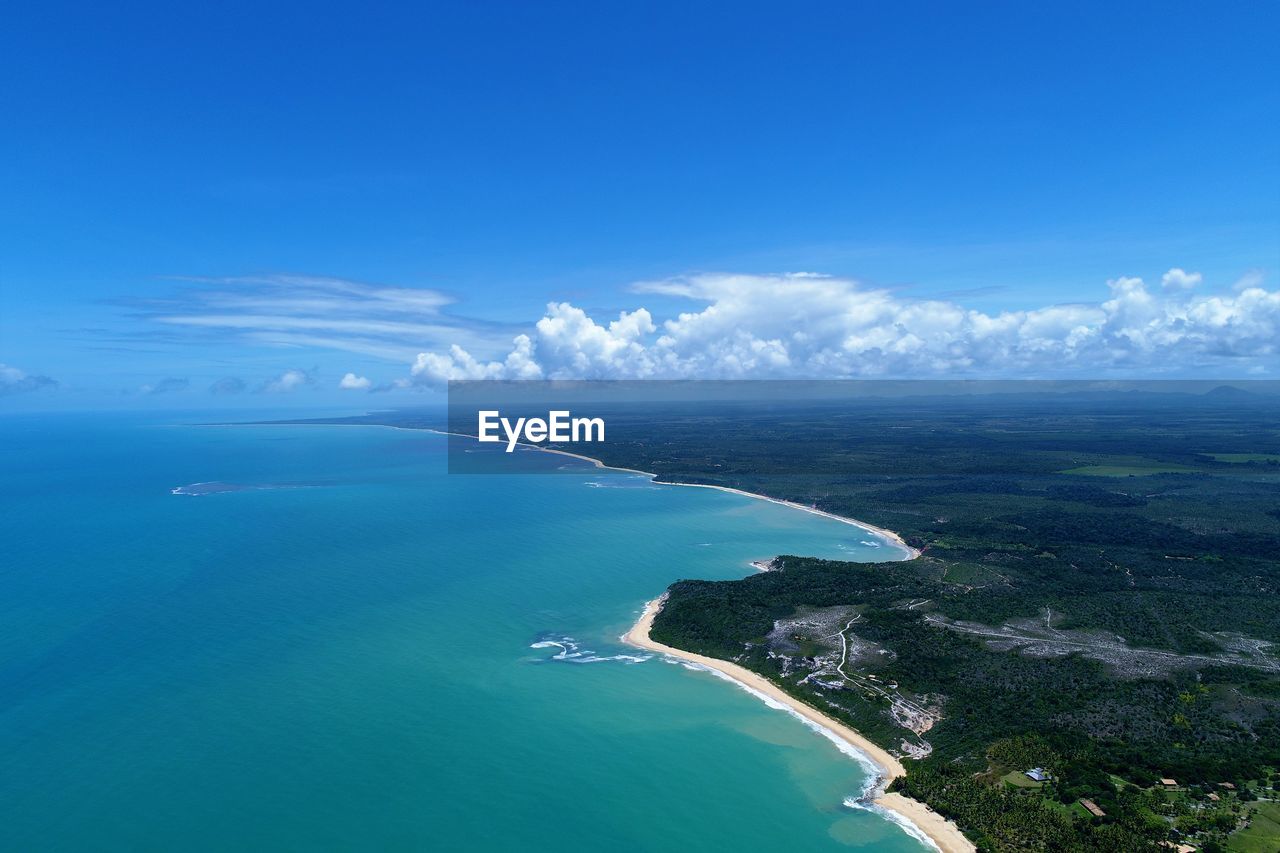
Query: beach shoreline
431 428 967 847
378 427 959 847
426 430 920 559
623 597 974 853
258 424 961 848
536 445 921 559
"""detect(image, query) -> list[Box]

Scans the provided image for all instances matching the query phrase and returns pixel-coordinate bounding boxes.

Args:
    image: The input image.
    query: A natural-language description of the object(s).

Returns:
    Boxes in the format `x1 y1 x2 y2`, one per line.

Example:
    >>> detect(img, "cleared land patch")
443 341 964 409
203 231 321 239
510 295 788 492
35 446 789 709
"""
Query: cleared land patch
1228 800 1280 852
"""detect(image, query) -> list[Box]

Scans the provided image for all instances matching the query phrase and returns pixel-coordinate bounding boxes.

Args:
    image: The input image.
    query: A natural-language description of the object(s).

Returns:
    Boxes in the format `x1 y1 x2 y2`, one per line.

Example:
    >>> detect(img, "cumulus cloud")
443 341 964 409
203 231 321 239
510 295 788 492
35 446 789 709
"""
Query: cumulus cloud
138 376 189 395
1161 268 1202 292
0 363 57 396
209 376 247 395
338 372 372 390
258 368 314 393
407 269 1279 385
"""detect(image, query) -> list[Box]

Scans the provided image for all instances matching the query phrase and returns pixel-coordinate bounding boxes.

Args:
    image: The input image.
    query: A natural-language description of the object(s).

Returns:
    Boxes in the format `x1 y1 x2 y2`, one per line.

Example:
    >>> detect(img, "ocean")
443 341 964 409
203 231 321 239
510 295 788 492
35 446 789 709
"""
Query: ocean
0 412 927 852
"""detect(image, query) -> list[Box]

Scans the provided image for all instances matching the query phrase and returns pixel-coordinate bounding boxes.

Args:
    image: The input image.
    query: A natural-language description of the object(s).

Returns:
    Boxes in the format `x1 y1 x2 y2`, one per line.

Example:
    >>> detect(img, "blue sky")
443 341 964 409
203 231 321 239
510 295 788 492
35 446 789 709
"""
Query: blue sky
2 1 1278 407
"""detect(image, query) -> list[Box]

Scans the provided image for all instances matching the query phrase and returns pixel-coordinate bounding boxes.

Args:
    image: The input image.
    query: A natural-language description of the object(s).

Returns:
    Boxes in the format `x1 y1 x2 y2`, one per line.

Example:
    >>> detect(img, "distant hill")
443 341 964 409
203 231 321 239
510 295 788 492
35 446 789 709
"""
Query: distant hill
1205 384 1256 397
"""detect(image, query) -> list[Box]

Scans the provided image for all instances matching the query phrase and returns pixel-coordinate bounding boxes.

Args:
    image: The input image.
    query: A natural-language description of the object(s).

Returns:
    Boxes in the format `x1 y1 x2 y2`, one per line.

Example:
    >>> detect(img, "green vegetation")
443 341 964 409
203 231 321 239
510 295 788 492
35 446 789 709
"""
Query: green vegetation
1228 800 1280 852
582 393 1280 852
1001 770 1044 789
1211 453 1280 464
1059 463 1199 476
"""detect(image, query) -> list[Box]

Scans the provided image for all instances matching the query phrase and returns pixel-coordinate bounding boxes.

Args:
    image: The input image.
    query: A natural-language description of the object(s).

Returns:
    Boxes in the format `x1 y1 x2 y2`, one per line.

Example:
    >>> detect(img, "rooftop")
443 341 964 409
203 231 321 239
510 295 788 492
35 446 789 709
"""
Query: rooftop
1079 798 1106 818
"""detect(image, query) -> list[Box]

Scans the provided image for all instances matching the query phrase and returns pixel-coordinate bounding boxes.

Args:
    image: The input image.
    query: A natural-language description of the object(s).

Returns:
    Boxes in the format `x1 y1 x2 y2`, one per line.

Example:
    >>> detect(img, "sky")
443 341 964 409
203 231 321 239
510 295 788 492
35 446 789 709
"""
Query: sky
2 1 1278 408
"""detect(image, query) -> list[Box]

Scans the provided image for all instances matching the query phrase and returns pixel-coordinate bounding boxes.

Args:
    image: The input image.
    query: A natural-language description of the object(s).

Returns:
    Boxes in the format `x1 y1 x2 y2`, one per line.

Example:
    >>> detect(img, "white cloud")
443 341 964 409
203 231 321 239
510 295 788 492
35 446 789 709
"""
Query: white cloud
338 372 372 390
0 363 57 395
141 274 514 361
259 368 313 393
166 274 455 314
406 270 1279 386
156 314 461 339
411 333 543 383
1161 268 1202 292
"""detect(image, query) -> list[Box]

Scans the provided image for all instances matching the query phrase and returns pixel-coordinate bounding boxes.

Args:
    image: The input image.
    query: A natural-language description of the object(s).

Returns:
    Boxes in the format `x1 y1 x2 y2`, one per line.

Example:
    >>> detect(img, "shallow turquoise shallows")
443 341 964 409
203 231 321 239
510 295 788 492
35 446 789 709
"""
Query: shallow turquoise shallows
0 413 926 852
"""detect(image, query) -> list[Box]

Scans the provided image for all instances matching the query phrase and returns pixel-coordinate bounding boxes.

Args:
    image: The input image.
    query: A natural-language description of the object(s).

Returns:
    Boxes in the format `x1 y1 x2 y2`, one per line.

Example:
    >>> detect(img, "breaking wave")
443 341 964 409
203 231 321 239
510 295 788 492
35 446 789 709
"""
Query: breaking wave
583 479 659 490
843 798 942 851
659 656 884 784
170 481 316 496
656 653 941 849
530 635 651 664
834 540 881 553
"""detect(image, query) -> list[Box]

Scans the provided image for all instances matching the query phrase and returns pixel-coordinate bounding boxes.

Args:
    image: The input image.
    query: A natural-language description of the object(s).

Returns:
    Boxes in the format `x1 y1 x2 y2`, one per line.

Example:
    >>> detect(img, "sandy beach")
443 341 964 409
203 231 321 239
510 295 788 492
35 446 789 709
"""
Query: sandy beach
623 598 974 853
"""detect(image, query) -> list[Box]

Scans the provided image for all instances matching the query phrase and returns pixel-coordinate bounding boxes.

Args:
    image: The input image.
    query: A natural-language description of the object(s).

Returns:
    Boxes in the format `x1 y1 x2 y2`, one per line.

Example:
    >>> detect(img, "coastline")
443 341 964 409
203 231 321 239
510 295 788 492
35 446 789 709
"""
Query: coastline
537 446 920 559
431 428 963 846
381 427 959 847
430 431 921 560
623 597 975 853
250 424 961 848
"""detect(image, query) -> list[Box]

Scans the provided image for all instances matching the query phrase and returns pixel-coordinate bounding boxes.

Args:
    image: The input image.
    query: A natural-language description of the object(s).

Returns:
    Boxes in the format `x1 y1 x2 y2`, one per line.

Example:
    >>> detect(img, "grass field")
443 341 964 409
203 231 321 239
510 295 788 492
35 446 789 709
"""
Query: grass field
1000 770 1045 789
1229 801 1280 852
941 561 1003 585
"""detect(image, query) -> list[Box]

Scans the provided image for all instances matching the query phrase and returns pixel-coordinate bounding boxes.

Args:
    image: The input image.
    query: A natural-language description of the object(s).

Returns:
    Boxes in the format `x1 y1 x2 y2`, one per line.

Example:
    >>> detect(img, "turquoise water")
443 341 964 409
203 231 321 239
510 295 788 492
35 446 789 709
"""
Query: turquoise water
0 413 925 852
